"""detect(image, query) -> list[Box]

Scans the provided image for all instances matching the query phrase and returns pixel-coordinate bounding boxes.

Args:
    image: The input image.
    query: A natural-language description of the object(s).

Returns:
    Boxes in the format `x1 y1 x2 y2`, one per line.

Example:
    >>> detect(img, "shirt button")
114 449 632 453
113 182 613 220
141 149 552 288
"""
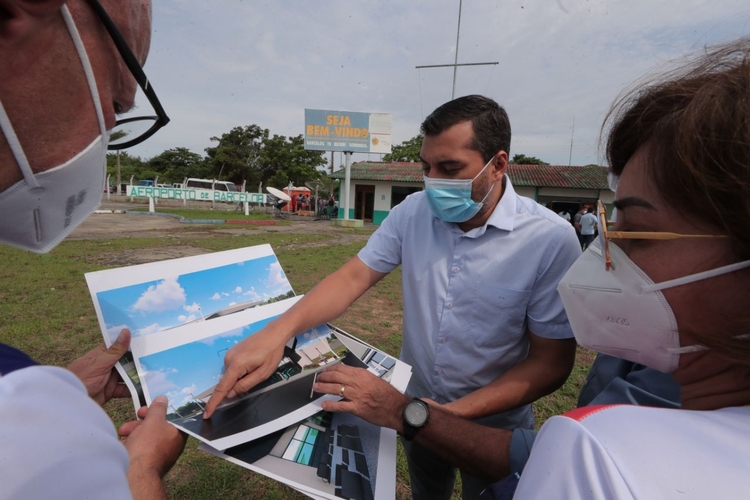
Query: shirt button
440 337 447 344
446 303 453 309
452 267 460 274
437 368 443 375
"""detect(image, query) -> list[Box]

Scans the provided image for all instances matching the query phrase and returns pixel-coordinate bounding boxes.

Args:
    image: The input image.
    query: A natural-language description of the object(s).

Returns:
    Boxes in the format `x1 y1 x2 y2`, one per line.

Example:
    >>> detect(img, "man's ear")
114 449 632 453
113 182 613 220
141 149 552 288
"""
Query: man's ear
490 151 508 181
0 0 68 42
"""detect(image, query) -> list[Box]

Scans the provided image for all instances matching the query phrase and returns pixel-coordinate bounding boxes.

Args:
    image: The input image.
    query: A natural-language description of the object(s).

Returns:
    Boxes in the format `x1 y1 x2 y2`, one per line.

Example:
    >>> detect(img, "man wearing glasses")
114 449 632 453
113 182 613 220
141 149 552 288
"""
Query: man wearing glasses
0 1 181 498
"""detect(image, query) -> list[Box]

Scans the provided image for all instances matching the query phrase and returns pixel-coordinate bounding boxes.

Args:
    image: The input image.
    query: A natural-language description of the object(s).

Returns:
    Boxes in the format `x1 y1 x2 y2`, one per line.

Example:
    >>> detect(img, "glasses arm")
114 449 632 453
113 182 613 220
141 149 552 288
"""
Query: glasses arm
86 0 169 150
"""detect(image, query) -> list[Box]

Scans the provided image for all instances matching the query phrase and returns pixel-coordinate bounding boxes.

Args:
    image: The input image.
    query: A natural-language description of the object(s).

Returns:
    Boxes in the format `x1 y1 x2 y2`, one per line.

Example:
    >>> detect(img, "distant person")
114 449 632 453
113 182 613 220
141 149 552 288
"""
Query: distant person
557 210 571 222
206 95 581 500
328 194 337 217
579 209 598 250
573 207 585 245
0 1 185 498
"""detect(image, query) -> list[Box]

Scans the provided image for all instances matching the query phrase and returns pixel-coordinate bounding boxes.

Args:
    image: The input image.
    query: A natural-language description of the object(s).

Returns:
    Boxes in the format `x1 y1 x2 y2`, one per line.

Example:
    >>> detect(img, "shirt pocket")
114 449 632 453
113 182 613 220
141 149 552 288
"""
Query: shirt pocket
469 283 531 348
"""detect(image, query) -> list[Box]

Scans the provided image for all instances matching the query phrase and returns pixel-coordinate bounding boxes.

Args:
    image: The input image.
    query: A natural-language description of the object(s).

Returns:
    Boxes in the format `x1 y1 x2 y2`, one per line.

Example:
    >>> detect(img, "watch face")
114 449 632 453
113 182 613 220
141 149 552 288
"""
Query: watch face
404 401 428 426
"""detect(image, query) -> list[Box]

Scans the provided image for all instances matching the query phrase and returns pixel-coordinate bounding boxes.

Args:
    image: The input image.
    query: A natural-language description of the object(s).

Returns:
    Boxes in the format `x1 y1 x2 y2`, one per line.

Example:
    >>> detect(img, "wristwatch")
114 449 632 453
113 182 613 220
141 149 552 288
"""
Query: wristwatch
401 398 430 441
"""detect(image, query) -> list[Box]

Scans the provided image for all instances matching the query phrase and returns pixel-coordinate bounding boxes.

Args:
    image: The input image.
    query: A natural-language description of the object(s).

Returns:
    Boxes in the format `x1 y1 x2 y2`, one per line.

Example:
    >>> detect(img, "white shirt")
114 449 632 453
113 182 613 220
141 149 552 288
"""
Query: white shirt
358 178 580 428
558 211 571 222
579 212 598 235
0 366 132 499
515 404 750 499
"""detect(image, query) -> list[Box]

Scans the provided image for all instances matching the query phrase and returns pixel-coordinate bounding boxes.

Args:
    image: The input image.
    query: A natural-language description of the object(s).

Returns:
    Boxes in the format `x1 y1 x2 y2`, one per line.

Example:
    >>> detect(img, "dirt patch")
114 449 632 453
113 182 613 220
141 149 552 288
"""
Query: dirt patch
71 198 376 262
88 246 211 267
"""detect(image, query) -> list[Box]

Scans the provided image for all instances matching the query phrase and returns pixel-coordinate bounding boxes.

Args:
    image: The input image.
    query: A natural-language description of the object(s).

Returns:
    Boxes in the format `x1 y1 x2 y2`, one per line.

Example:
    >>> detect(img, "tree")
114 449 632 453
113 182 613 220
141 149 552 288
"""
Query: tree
147 147 208 184
205 125 269 188
106 151 144 187
205 125 327 191
383 135 422 162
510 154 549 165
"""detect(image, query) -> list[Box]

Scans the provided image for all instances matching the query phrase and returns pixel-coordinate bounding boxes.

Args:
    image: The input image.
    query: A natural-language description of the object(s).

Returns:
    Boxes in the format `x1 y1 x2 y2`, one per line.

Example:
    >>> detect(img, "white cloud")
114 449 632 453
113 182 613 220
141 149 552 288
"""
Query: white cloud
234 286 242 294
105 324 131 344
178 314 197 323
198 326 245 346
242 287 261 301
211 293 221 300
142 369 178 396
132 277 186 314
166 383 200 408
183 302 202 313
228 301 237 307
135 323 167 337
266 261 289 289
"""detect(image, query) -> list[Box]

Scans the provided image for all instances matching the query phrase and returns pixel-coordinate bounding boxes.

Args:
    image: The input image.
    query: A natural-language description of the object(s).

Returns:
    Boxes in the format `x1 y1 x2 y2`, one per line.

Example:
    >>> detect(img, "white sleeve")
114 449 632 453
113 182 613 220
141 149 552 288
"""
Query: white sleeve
513 416 635 500
0 366 132 500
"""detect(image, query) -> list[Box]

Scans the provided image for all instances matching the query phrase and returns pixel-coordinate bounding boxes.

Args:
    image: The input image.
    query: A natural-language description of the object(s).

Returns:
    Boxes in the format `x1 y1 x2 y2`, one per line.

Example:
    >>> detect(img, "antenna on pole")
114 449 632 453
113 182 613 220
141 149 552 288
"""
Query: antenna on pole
416 0 497 101
568 115 576 167
451 0 463 100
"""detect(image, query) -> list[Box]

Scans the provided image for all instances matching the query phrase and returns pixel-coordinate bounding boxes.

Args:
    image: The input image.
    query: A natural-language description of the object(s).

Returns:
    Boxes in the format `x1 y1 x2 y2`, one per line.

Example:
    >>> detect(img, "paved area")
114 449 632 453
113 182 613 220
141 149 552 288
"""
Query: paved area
70 194 374 244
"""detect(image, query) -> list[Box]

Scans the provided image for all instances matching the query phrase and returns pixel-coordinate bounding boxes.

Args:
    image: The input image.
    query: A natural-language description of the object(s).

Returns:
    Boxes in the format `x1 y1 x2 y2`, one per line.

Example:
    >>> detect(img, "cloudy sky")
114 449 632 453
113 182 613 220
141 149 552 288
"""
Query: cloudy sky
122 0 750 168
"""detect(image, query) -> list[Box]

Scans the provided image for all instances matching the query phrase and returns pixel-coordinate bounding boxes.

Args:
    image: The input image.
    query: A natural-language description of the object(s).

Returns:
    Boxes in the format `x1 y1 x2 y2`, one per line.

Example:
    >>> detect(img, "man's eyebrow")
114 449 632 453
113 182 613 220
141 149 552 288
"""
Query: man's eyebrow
419 157 465 169
613 197 656 211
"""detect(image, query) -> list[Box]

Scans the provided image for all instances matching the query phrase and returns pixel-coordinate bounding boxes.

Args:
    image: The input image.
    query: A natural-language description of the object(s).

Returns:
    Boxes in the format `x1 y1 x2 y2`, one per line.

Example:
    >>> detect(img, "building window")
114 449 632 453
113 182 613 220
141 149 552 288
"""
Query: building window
282 424 322 465
391 186 422 208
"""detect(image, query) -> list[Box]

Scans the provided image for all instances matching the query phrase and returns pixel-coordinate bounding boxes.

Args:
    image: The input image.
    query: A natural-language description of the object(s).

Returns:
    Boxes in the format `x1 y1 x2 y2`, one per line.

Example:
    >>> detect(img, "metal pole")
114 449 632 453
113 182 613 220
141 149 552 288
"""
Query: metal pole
451 0 463 100
344 152 352 220
116 150 121 195
568 115 576 167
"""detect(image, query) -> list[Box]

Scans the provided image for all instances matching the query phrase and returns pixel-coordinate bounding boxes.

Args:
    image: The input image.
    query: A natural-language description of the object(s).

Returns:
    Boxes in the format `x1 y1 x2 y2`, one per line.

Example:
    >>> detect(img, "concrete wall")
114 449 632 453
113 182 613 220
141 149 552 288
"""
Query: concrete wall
339 180 422 224
514 186 537 199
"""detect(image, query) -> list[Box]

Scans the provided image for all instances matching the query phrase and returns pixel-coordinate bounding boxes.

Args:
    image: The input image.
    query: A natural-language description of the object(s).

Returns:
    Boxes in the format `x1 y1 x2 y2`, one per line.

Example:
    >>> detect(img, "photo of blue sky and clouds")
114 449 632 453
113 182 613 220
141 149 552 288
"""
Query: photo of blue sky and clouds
94 252 292 343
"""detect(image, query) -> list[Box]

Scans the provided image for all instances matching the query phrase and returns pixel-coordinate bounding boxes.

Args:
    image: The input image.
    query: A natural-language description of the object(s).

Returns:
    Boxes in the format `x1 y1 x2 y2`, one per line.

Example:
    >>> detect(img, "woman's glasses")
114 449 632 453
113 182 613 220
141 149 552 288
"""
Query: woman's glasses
596 200 725 271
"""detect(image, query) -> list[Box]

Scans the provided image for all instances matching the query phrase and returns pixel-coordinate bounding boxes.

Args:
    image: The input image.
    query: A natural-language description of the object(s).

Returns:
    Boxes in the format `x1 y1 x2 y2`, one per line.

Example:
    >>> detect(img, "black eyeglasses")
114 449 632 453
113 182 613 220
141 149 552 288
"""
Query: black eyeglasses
86 0 169 150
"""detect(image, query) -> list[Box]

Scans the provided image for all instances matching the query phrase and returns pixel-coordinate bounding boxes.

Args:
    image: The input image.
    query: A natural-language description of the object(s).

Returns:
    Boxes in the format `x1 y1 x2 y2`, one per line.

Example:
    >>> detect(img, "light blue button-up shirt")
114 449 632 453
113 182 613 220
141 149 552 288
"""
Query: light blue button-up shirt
358 178 581 428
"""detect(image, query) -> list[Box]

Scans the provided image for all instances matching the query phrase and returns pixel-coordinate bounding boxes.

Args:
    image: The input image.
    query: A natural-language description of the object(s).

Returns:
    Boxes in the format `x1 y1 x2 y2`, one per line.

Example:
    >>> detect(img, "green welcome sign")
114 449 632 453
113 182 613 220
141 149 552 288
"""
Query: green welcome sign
126 186 267 204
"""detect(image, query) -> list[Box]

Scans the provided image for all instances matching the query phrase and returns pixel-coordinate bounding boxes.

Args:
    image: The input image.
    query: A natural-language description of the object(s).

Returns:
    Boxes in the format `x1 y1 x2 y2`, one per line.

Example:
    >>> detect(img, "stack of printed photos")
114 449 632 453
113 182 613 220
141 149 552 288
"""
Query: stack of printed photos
85 244 412 500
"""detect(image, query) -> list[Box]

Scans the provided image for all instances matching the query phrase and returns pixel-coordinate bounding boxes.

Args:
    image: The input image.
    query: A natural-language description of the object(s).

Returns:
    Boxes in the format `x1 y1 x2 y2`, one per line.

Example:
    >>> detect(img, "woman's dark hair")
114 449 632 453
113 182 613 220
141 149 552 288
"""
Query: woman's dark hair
603 37 750 361
421 95 511 162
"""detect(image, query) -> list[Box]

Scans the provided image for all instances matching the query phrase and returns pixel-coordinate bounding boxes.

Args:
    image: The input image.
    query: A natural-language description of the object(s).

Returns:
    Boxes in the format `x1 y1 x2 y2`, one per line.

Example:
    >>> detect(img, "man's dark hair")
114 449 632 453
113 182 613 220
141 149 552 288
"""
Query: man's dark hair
420 95 511 162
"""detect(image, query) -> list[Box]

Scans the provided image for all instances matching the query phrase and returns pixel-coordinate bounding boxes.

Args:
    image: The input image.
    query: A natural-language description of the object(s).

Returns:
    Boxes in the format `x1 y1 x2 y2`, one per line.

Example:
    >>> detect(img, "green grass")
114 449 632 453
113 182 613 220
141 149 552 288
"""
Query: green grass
0 225 593 500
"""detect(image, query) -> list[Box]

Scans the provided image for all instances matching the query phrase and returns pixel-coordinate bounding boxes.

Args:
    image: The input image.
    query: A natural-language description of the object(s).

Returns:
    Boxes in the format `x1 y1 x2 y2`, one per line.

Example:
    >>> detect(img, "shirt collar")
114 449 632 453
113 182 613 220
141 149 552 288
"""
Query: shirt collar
485 175 517 232
445 175 517 238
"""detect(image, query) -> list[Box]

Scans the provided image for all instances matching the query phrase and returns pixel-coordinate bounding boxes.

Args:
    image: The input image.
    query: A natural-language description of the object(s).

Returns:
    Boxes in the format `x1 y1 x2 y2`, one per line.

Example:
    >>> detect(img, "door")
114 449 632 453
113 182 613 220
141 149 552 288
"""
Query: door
354 185 375 221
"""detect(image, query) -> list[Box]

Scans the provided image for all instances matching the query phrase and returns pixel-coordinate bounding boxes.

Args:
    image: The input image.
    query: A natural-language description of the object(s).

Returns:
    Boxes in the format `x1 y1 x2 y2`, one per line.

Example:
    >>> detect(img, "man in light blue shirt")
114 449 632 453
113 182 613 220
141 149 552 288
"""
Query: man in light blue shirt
208 95 581 500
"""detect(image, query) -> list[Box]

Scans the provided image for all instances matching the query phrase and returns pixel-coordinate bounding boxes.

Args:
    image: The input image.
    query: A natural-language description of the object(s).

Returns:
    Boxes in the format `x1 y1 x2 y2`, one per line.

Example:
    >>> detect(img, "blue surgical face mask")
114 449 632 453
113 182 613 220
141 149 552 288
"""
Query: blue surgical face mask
423 155 496 223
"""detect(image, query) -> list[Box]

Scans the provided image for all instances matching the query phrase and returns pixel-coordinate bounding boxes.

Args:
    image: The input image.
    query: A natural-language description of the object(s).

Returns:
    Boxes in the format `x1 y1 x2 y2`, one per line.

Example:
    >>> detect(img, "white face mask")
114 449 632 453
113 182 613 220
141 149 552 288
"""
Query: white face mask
557 240 750 373
0 5 108 254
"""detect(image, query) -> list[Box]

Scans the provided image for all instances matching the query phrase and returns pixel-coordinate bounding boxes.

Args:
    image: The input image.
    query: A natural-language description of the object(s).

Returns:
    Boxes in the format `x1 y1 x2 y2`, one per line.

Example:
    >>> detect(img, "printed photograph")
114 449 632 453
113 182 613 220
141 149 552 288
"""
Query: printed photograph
88 246 292 344
136 312 400 450
212 410 388 500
